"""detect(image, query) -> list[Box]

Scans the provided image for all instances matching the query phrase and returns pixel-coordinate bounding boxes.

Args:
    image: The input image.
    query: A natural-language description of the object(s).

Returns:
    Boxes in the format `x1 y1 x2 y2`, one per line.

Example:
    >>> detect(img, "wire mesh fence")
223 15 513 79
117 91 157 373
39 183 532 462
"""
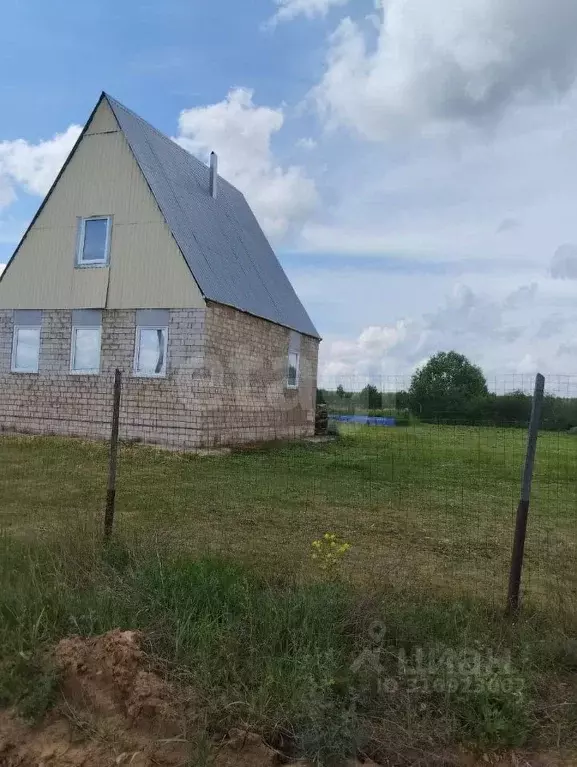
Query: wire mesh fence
1 371 576 616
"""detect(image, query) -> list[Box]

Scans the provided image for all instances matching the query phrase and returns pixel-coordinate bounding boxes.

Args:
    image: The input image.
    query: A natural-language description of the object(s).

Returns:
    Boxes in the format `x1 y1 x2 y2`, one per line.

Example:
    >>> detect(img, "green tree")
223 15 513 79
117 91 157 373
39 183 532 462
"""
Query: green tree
408 351 488 421
360 384 383 410
336 384 346 399
395 390 410 411
316 388 327 405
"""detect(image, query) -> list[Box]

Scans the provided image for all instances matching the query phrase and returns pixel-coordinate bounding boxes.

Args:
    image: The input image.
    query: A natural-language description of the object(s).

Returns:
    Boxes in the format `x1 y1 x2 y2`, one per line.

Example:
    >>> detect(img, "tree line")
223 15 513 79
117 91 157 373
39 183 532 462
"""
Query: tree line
317 351 577 431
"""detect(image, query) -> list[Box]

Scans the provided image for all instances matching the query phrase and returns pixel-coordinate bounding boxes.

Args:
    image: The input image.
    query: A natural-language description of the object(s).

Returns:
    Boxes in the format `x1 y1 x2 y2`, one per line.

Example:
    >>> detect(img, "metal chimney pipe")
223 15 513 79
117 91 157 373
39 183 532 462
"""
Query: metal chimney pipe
210 152 218 199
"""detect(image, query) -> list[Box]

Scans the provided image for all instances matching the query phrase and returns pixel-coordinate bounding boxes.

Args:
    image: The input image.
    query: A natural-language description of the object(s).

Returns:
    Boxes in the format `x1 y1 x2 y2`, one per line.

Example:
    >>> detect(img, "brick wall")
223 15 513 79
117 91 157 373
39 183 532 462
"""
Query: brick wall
0 305 319 448
201 303 319 445
0 309 206 448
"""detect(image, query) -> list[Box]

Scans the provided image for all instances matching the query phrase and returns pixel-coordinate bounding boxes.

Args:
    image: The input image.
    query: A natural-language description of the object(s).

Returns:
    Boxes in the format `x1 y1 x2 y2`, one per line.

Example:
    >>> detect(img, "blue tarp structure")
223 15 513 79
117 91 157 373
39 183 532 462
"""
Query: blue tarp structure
330 414 396 427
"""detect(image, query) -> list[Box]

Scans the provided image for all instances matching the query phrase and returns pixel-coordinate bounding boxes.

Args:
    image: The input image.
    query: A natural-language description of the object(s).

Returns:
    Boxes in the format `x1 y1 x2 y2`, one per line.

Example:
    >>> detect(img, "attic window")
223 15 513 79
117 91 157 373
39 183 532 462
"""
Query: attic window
76 217 112 266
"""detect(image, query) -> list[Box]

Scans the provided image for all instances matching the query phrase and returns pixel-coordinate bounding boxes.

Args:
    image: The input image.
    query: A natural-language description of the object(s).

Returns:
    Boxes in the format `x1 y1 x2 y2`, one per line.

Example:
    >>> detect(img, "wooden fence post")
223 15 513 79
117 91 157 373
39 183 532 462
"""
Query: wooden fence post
104 368 122 541
506 373 545 613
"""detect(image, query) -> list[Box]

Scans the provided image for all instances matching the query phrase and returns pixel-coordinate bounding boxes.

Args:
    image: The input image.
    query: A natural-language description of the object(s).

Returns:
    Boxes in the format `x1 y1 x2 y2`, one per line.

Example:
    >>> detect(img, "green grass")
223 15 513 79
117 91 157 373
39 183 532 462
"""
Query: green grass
0 536 576 762
0 425 576 761
1 423 576 610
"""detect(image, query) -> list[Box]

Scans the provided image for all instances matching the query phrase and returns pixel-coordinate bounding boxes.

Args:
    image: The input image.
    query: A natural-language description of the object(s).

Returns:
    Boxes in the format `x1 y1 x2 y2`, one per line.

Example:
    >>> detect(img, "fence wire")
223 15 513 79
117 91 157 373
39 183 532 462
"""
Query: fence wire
0 372 576 615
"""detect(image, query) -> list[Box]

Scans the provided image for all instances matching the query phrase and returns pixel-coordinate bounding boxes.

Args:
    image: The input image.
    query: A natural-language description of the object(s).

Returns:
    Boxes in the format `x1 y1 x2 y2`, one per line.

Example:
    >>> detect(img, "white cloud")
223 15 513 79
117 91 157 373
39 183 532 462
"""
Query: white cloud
269 0 349 26
296 137 318 150
551 244 577 279
293 2 577 382
320 283 528 380
177 88 317 241
0 125 81 207
297 89 577 273
293 253 577 385
497 217 520 234
313 0 577 139
0 180 16 210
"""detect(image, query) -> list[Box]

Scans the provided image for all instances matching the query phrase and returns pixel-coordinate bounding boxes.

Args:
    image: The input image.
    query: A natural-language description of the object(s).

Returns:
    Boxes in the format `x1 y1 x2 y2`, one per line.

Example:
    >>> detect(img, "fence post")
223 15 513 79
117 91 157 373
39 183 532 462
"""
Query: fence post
506 373 545 613
104 368 122 541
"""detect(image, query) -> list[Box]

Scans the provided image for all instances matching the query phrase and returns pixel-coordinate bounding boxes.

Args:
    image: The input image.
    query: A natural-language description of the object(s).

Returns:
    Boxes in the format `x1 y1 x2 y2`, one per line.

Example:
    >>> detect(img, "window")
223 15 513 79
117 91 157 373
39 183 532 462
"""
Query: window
287 351 299 388
69 310 102 374
134 327 168 377
134 310 169 377
12 326 41 373
71 327 101 373
76 216 111 265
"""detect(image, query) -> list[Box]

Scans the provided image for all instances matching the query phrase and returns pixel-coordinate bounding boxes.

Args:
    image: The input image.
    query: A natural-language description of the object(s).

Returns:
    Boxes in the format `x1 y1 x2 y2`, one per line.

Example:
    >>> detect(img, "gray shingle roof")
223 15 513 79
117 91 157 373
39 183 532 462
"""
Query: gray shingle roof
105 94 319 339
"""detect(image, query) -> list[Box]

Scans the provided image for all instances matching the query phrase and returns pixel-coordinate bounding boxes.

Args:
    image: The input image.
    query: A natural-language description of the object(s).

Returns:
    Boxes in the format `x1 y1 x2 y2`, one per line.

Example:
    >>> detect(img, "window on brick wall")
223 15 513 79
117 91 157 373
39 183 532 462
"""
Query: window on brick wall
71 328 101 373
134 326 168 377
11 311 42 373
12 327 41 373
70 310 102 374
287 351 299 388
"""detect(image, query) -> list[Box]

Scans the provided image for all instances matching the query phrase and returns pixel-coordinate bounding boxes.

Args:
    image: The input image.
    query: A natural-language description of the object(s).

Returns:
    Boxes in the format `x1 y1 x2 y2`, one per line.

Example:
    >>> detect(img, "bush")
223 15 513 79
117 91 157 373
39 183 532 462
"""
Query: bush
541 395 577 431
415 391 577 431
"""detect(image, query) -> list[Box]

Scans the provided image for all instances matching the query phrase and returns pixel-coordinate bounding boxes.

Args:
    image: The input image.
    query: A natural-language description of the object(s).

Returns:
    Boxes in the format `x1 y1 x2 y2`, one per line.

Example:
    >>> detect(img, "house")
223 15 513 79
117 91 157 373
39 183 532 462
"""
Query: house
0 93 320 448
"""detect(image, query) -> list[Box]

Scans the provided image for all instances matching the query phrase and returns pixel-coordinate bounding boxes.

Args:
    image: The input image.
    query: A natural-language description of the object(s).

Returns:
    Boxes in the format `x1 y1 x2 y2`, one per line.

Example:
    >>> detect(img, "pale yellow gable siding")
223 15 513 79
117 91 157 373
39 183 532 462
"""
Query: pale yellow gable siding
85 99 119 134
0 99 205 310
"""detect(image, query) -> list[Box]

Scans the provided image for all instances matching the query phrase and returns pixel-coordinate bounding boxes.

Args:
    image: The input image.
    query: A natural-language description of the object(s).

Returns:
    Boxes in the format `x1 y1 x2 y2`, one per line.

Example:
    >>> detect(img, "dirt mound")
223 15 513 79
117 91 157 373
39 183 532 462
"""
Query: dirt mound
0 713 282 767
0 630 575 767
0 712 122 767
0 715 282 767
0 629 298 767
54 629 182 733
0 629 192 766
214 729 279 766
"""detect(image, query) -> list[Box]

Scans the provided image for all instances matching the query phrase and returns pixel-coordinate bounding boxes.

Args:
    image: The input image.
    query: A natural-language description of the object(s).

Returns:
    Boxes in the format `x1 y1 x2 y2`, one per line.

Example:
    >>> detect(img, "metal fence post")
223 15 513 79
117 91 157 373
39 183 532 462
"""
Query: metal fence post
104 368 122 541
506 373 545 613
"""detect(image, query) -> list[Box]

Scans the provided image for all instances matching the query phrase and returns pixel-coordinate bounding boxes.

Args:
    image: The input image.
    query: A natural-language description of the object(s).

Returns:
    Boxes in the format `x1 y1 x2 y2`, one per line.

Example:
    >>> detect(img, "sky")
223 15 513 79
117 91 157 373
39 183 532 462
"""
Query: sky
2 0 577 385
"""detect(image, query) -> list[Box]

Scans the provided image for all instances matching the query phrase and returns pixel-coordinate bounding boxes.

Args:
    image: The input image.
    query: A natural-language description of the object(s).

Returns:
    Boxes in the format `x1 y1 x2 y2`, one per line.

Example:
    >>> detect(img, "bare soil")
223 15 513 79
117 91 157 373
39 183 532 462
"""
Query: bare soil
0 630 574 767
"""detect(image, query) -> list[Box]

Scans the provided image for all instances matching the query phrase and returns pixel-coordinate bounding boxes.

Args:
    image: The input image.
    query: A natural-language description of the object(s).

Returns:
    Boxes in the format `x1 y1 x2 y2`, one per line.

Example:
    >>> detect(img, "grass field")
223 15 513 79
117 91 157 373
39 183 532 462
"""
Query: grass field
1 424 577 762
1 423 576 610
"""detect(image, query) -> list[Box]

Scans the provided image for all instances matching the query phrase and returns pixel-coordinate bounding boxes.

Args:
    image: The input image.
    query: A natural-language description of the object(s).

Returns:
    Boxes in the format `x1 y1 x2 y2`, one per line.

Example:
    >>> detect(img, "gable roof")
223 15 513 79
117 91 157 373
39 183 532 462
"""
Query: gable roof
102 94 319 338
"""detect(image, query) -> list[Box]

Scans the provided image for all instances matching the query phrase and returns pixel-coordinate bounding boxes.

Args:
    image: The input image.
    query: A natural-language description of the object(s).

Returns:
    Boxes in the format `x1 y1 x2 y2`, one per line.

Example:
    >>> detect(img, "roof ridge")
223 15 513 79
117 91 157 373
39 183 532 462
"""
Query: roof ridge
103 92 240 195
101 92 320 338
104 92 205 165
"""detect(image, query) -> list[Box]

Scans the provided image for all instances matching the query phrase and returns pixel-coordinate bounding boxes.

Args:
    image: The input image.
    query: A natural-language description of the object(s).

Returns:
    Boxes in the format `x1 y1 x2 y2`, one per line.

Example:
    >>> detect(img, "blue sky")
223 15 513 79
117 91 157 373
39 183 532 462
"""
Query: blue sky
0 0 334 259
3 0 577 381
0 0 327 137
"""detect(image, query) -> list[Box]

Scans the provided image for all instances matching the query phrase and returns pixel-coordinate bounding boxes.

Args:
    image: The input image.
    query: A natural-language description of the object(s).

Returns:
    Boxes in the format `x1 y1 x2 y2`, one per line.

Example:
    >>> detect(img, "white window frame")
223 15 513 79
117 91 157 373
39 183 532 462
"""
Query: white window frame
133 325 168 378
287 350 300 389
76 216 112 267
69 325 102 375
11 325 41 373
